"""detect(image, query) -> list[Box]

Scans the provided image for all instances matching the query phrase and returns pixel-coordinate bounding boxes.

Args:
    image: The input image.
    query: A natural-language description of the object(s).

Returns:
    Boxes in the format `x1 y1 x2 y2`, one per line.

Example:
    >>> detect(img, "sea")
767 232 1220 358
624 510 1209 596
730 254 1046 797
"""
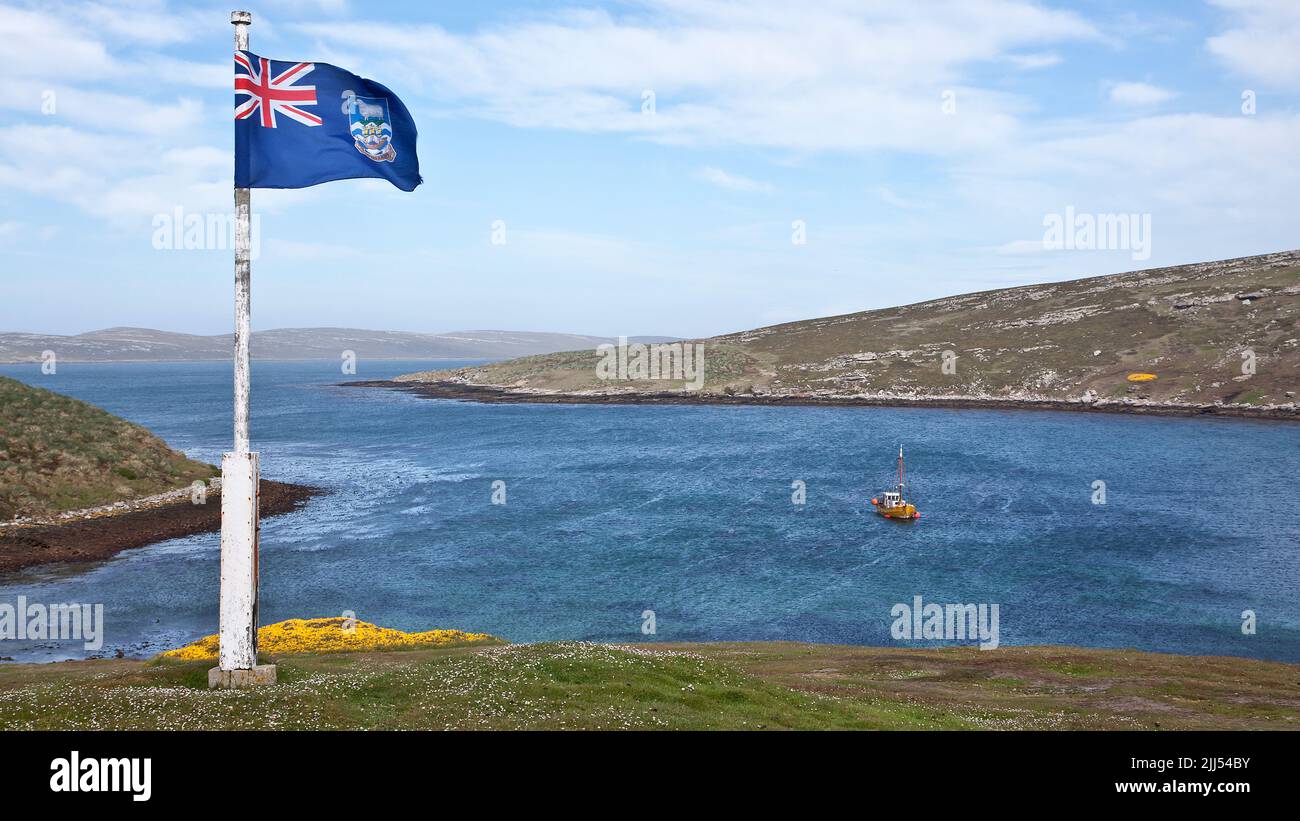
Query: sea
1 360 1297 663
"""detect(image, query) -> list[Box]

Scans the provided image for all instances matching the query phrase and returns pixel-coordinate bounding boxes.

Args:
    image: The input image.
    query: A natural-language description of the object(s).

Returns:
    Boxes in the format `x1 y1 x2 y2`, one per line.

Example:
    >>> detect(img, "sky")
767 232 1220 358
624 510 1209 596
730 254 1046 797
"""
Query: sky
1 0 1297 338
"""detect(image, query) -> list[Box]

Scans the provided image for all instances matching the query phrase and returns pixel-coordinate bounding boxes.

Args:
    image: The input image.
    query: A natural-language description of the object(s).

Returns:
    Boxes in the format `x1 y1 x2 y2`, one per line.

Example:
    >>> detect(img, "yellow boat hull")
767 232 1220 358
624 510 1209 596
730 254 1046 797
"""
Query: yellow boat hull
873 502 918 520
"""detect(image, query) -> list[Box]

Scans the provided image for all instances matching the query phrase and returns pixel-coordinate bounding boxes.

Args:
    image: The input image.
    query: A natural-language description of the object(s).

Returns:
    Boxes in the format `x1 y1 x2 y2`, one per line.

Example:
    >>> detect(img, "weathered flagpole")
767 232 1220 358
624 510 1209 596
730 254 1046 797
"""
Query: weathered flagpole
212 9 274 688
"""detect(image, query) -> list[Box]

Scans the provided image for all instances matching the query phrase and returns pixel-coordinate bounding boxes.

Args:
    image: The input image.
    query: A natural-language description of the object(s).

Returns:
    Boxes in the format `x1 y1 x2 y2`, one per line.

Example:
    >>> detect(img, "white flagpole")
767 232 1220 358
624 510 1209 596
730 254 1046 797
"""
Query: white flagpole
212 9 273 688
232 11 251 459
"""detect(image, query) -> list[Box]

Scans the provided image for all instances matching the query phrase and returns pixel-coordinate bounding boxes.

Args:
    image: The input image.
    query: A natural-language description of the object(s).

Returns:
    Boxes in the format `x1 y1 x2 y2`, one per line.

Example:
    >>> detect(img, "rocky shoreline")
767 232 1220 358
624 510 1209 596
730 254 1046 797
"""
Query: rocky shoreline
0 480 320 574
346 379 1300 421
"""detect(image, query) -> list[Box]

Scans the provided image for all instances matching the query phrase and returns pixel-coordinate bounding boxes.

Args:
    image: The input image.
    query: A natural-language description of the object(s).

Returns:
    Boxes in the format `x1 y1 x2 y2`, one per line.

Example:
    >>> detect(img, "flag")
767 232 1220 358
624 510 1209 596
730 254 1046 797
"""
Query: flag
234 50 422 192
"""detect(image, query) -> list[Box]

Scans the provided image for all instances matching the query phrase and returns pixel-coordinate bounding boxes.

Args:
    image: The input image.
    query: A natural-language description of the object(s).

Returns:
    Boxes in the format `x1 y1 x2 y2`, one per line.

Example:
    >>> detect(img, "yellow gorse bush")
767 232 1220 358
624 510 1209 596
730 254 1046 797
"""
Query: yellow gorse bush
1126 373 1158 382
159 617 499 661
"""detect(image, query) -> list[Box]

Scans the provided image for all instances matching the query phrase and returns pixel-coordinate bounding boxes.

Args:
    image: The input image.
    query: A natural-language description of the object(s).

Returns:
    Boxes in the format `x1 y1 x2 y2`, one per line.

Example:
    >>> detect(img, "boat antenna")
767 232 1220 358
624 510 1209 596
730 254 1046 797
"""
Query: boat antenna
897 444 905 495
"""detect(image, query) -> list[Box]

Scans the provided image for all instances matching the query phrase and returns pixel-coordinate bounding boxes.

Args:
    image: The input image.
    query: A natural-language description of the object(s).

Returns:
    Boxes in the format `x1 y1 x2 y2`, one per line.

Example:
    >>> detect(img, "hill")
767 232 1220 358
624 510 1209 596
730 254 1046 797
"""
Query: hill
0 327 677 363
0 640 1295 730
0 376 217 521
393 251 1300 415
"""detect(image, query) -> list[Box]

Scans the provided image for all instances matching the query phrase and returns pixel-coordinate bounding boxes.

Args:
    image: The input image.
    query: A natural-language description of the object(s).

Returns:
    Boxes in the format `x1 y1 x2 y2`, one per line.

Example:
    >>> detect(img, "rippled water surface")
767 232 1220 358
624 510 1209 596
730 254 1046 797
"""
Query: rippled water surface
2 360 1297 662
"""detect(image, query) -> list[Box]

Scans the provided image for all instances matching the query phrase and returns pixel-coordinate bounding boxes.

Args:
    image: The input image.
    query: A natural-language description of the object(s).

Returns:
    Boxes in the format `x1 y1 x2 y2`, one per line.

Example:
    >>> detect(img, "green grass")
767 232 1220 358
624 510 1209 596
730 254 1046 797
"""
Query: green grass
0 641 1296 730
0 376 218 519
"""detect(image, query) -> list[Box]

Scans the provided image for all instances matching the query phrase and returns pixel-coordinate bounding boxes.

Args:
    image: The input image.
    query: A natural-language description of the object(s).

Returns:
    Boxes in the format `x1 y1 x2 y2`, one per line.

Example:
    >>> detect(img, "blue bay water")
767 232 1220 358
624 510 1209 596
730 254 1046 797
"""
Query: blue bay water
1 360 1298 663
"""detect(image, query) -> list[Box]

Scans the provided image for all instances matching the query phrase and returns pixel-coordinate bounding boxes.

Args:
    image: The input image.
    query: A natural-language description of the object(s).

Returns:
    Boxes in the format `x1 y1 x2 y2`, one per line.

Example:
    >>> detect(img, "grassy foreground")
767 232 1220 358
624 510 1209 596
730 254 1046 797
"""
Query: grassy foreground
1 641 1297 730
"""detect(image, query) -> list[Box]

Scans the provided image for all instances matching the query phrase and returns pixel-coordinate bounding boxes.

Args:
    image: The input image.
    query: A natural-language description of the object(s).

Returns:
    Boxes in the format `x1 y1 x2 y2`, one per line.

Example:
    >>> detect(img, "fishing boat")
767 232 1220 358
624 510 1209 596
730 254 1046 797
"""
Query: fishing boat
871 446 920 520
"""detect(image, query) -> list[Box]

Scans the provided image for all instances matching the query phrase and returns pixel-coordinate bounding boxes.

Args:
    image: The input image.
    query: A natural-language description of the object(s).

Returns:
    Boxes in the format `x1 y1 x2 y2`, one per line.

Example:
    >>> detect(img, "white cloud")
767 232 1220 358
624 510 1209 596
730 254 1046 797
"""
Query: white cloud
697 167 772 193
950 111 1300 268
73 1 207 46
1207 0 1300 87
131 56 230 89
2 5 230 88
3 0 1297 327
2 86 204 134
0 124 228 228
269 0 351 14
299 0 1099 153
993 239 1049 255
0 4 255 234
1005 52 1062 70
1 6 114 82
876 186 924 210
1109 82 1177 106
265 239 360 261
0 221 57 246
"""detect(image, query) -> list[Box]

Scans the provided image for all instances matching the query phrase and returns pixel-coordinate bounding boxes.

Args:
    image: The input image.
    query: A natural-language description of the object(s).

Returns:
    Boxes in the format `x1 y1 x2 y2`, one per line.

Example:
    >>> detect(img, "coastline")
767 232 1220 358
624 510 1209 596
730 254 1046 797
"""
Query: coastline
346 379 1300 422
0 480 319 574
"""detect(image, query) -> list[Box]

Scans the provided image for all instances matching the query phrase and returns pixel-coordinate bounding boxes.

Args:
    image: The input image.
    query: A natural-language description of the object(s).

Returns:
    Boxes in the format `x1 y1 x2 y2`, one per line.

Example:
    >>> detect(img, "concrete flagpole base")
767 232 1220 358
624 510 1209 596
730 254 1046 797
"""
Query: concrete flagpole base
209 665 277 689
211 451 275 688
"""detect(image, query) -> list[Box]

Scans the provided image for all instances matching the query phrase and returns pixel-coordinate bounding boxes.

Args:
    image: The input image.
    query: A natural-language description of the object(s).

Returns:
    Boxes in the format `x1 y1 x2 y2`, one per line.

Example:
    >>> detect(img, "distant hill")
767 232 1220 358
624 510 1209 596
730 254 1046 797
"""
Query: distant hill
0 327 678 364
396 250 1300 411
0 377 218 520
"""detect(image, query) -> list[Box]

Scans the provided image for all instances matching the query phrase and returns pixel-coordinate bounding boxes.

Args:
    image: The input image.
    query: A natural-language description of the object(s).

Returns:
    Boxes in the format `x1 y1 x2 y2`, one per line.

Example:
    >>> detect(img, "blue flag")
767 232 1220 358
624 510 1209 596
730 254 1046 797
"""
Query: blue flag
234 51 421 192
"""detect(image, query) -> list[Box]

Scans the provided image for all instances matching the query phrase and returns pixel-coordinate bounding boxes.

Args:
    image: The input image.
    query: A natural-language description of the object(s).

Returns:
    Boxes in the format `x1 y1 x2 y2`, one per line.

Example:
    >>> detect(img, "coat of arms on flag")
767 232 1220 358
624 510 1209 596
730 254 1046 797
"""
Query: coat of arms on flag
343 91 397 163
234 50 420 191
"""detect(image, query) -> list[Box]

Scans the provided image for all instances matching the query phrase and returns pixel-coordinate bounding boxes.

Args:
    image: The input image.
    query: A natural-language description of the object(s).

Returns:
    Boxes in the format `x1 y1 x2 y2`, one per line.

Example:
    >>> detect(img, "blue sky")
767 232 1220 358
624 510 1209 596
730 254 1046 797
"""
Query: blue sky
2 0 1298 338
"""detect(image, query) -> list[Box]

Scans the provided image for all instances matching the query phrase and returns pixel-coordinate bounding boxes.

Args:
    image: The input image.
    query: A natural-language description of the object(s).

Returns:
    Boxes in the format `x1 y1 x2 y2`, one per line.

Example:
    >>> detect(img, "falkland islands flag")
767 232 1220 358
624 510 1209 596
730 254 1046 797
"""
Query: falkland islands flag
234 50 421 192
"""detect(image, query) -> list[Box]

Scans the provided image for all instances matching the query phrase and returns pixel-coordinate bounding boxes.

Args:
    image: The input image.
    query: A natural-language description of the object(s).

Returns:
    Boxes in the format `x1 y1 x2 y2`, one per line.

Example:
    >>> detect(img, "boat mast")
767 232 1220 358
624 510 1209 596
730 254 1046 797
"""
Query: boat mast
897 445 905 497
